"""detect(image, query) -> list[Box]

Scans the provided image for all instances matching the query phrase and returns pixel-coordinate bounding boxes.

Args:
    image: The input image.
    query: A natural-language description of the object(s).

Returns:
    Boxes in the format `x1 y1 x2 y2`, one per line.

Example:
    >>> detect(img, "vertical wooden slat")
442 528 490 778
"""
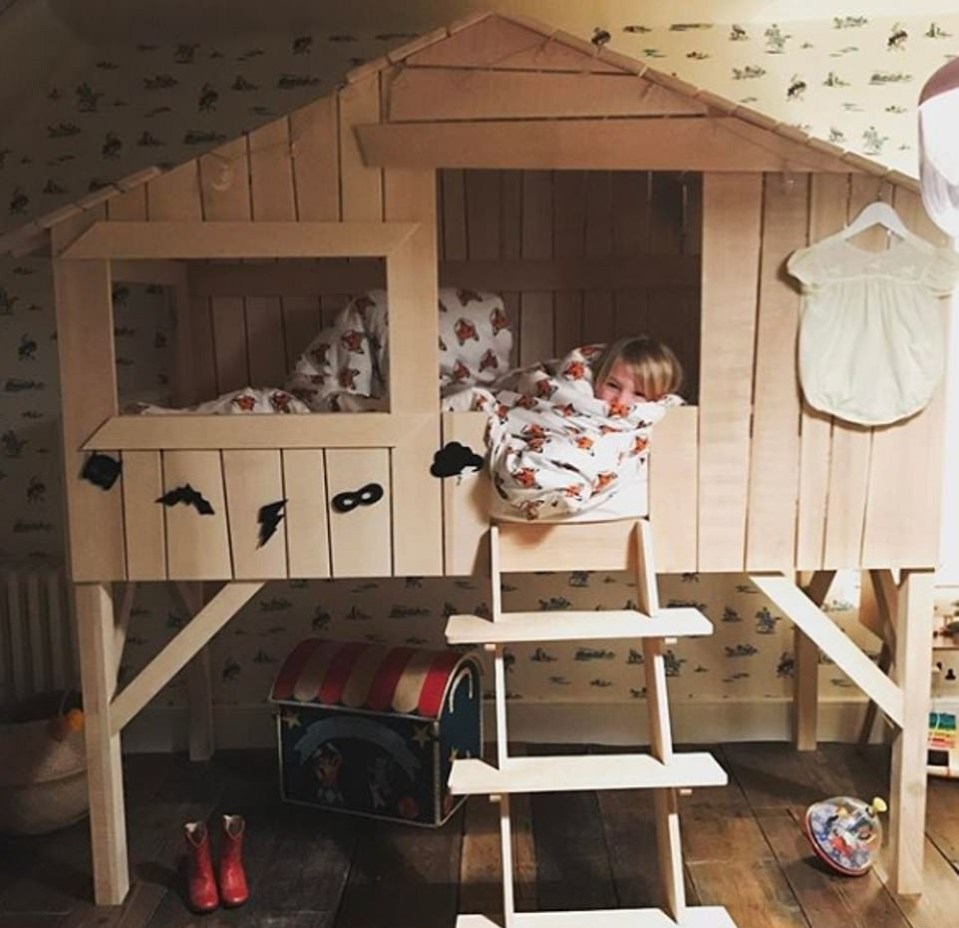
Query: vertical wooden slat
583 171 614 345
612 171 649 341
698 173 763 571
290 95 340 221
384 163 443 576
796 173 848 569
222 450 287 579
249 117 297 221
25 572 44 692
442 412 490 576
501 170 523 365
325 449 392 577
146 162 202 221
519 170 553 365
189 296 218 404
162 451 232 579
862 186 951 568
106 184 147 221
822 176 888 569
198 138 250 221
745 173 809 571
281 295 323 370
282 449 331 578
466 170 501 260
682 174 703 404
552 171 585 355
210 296 250 392
52 210 126 581
121 451 167 581
649 406 698 572
247 120 295 389
441 169 468 260
339 76 383 221
47 569 68 691
245 296 288 387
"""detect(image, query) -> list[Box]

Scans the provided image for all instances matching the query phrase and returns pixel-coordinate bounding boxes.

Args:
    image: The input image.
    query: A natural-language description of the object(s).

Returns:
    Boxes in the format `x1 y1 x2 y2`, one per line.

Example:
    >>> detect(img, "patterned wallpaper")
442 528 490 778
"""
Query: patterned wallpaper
1 11 950 714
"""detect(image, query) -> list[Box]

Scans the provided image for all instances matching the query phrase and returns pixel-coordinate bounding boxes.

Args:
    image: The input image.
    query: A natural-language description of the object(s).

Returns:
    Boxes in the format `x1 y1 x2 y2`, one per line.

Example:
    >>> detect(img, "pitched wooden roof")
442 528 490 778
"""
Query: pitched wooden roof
0 10 918 256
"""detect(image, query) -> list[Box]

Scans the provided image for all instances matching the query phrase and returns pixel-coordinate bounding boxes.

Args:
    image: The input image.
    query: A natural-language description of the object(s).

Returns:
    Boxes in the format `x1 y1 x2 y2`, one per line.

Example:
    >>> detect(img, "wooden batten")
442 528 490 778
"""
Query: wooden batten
442 412 490 576
187 254 698 298
822 176 886 569
385 68 708 122
698 174 763 572
861 187 950 569
649 407 698 573
282 450 331 578
356 119 862 173
222 450 288 579
290 95 340 221
745 174 808 572
325 449 392 577
120 451 166 581
161 451 232 579
61 220 418 260
339 75 383 221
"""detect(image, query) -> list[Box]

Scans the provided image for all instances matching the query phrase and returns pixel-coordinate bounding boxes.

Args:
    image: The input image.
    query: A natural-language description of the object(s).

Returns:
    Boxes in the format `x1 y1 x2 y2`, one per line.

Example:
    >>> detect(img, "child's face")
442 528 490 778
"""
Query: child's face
595 359 645 406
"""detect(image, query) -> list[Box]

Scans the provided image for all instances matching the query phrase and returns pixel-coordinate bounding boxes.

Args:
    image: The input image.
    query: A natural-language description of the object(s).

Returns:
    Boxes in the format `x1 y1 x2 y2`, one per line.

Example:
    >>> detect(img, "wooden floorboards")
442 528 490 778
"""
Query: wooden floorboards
2 743 959 927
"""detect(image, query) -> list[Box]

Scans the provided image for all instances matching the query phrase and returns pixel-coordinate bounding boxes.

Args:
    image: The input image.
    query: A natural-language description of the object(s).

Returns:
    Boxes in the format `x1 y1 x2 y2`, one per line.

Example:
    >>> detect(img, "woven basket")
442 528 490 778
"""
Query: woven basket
0 694 88 835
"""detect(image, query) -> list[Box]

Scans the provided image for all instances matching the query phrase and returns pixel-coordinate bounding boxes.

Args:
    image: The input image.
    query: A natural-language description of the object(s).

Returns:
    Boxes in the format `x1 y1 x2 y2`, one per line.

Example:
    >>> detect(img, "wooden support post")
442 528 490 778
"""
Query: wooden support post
76 583 129 905
175 583 215 762
792 570 835 751
889 569 934 896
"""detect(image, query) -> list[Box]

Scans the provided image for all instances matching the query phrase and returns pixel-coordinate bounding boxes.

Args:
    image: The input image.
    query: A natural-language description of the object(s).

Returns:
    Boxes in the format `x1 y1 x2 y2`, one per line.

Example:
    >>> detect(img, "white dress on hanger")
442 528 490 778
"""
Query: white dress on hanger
787 234 959 426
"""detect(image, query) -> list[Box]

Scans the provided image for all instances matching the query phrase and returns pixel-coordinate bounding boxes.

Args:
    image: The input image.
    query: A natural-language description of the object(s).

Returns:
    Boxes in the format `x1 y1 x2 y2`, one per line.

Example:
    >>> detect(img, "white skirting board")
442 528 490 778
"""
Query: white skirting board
121 696 883 753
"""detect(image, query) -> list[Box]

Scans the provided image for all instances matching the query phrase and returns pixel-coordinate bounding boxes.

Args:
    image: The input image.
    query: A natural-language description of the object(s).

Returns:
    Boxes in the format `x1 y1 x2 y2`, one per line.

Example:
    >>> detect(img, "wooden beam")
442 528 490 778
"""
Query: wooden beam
59 221 418 260
793 570 834 751
110 259 186 286
111 582 263 734
749 574 903 727
889 570 935 895
356 118 864 172
385 68 708 122
76 583 128 904
83 413 431 452
187 254 699 298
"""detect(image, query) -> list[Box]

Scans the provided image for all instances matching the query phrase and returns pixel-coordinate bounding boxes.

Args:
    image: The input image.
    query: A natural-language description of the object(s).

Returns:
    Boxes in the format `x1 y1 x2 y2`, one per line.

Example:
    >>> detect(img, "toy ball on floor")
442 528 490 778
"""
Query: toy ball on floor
802 796 887 876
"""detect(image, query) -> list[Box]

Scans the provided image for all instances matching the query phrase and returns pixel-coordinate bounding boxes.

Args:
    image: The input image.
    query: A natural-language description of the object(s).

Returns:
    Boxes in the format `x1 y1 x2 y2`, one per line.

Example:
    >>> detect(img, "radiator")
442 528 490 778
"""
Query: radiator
0 563 77 706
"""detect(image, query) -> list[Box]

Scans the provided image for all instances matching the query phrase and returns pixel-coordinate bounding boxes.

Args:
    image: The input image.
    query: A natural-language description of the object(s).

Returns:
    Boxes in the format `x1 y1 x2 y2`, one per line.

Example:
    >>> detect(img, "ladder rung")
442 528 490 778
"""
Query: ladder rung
450 752 727 795
455 906 738 927
446 608 711 644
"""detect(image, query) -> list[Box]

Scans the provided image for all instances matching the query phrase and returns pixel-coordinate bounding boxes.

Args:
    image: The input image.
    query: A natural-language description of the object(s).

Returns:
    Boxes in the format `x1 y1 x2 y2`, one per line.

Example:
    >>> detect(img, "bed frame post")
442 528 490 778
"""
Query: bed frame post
889 568 934 895
76 582 129 905
791 571 833 750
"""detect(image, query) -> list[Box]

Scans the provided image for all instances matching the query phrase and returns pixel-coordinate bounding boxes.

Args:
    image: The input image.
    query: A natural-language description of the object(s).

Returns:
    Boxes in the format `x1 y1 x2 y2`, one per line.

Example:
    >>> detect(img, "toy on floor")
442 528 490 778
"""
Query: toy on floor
802 796 887 876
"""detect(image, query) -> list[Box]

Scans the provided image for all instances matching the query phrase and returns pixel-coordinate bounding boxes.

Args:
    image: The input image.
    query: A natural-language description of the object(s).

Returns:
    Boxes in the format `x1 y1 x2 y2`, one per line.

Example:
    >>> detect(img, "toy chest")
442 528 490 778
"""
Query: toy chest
270 638 482 826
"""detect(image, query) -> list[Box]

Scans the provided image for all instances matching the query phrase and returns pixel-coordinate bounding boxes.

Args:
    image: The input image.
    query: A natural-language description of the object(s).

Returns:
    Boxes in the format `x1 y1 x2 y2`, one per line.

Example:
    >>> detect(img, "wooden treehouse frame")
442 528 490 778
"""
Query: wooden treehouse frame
37 11 946 913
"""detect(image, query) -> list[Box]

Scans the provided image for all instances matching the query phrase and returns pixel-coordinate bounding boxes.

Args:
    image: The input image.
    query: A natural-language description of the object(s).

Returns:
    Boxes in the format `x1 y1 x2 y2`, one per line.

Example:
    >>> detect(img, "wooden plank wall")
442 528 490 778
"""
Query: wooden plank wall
436 168 703 400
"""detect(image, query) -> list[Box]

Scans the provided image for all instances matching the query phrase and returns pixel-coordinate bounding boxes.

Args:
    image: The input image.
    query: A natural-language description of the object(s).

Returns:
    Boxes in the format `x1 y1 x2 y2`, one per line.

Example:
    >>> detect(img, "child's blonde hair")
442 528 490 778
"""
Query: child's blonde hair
592 336 683 401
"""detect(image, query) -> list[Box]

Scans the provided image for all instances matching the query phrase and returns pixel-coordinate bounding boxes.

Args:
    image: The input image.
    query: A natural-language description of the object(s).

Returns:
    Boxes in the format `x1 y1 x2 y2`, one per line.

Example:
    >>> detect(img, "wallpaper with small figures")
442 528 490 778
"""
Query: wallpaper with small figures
1 11 956 713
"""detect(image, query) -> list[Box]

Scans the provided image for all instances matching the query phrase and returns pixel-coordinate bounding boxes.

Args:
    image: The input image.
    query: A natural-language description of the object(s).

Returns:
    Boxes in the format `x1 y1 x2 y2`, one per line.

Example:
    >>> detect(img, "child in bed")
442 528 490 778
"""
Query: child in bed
589 335 684 408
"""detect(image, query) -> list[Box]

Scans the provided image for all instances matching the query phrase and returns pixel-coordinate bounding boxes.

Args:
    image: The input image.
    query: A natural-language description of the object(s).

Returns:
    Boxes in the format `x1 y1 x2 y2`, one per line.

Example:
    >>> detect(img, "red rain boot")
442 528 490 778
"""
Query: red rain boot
184 820 219 913
218 814 250 908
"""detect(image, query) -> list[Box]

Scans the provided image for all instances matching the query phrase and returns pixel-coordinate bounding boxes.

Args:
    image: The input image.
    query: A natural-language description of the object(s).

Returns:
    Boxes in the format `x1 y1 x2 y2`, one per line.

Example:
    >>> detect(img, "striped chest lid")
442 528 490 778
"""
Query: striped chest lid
270 638 479 720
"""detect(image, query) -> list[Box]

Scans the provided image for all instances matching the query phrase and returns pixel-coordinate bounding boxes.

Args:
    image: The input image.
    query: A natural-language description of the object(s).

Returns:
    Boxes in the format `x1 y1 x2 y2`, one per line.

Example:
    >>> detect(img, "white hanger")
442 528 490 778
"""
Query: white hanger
839 200 919 245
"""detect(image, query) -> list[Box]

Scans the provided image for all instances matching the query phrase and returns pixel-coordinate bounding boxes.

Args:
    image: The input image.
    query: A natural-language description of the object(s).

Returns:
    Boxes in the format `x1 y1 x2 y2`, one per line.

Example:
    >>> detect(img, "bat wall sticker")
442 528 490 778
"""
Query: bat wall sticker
156 484 216 515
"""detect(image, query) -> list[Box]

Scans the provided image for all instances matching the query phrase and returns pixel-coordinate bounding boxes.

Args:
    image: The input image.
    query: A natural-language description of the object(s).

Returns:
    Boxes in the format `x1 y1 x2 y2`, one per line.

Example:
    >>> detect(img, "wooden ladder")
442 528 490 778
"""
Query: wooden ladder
445 520 738 928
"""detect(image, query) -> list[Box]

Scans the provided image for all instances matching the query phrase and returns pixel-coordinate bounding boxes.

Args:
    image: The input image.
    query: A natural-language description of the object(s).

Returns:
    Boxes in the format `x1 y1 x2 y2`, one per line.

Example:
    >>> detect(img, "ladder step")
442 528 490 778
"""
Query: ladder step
450 752 727 796
456 906 738 927
446 608 711 645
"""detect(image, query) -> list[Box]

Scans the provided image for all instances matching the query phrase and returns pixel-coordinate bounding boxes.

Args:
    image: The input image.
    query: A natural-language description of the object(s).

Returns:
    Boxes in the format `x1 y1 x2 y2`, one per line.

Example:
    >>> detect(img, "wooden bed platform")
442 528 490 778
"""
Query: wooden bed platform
43 12 946 910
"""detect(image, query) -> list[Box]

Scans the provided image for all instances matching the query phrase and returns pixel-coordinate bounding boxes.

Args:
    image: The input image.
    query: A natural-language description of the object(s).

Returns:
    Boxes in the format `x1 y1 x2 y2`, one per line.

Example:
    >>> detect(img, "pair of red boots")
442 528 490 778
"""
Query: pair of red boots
184 814 249 913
